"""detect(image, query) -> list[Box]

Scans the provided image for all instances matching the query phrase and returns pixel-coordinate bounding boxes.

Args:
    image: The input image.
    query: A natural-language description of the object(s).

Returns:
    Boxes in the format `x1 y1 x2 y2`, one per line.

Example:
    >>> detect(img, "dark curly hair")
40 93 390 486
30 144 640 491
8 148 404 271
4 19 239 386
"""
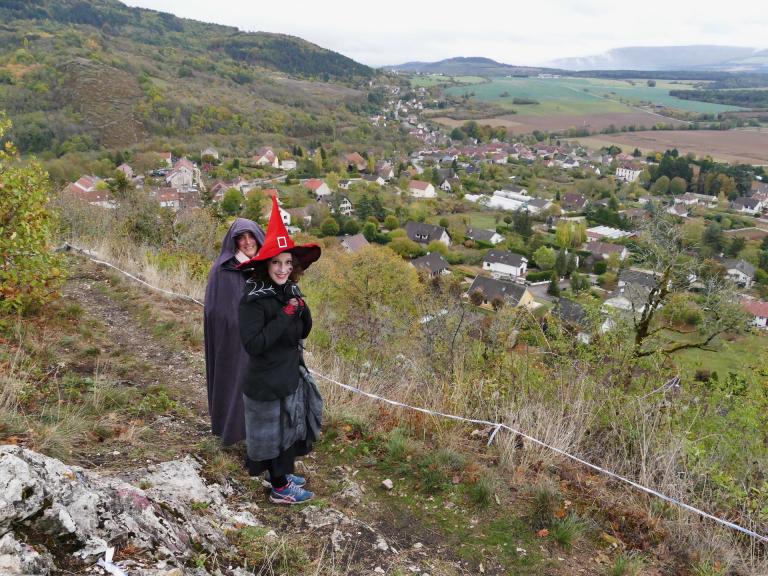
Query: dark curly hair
248 252 304 283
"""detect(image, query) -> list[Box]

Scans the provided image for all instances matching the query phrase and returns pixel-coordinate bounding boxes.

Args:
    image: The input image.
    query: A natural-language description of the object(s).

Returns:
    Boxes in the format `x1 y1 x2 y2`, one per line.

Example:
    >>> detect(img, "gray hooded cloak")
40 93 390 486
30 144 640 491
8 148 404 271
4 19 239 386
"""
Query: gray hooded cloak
204 217 265 445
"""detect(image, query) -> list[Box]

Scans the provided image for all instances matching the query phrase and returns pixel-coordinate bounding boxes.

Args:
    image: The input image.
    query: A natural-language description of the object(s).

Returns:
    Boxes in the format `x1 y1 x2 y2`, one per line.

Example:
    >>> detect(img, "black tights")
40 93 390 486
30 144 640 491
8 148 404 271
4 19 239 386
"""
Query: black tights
246 446 295 488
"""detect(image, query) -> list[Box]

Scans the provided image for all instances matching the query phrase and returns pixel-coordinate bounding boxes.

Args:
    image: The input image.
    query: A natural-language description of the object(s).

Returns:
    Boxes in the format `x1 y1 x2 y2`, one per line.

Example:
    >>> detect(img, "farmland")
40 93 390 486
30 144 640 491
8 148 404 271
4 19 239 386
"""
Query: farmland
442 76 744 115
577 129 768 164
430 111 687 134
410 75 487 87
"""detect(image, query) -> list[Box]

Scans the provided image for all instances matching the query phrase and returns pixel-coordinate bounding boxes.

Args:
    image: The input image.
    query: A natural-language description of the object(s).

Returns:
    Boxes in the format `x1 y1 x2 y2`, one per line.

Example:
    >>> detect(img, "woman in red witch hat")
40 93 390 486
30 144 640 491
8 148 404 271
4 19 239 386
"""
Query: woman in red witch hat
236 196 323 504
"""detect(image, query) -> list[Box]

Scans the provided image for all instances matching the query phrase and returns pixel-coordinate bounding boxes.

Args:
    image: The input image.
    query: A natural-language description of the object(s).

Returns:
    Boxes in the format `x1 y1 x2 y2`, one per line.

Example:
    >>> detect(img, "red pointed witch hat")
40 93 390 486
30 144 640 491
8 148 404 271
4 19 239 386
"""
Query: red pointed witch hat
237 196 321 271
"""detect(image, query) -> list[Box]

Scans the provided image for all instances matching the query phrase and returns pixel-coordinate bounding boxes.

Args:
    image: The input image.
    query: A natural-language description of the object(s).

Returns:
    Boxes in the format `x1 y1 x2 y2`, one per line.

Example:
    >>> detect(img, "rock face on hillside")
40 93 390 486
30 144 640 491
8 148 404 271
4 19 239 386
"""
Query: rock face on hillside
57 58 147 148
0 446 399 576
0 446 256 575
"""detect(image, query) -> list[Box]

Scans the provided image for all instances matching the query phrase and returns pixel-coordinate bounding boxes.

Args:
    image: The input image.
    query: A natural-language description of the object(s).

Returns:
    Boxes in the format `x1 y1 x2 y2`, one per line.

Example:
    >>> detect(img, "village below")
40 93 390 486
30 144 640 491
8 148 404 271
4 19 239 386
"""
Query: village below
2 2 768 576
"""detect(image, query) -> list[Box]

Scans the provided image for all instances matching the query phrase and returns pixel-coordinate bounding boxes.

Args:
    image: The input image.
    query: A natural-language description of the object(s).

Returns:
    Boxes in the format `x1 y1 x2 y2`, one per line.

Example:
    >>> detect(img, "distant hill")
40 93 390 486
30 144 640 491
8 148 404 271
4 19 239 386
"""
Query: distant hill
550 45 768 72
389 57 557 77
0 0 379 154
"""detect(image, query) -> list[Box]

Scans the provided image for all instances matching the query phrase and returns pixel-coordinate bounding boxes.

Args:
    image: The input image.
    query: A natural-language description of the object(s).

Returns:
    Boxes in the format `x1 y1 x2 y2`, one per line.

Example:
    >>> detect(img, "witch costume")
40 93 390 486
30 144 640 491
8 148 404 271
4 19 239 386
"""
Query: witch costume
237 197 323 501
203 218 265 446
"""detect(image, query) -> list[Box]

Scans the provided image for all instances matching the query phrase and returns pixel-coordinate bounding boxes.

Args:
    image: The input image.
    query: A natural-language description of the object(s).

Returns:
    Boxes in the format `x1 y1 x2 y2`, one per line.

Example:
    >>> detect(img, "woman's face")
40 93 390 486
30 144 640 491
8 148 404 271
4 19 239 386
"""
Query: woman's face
236 231 259 258
268 252 294 285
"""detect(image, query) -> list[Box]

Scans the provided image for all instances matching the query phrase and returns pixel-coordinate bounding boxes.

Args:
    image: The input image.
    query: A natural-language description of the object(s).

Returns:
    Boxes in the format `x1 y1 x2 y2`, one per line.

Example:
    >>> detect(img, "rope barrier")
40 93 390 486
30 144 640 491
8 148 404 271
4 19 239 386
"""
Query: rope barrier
69 246 768 545
65 244 204 306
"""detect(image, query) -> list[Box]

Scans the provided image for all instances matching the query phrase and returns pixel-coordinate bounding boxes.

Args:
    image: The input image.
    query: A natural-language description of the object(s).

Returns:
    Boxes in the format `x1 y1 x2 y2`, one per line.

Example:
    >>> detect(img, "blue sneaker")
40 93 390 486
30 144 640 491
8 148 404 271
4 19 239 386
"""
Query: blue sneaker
286 473 306 487
263 472 307 488
270 481 314 505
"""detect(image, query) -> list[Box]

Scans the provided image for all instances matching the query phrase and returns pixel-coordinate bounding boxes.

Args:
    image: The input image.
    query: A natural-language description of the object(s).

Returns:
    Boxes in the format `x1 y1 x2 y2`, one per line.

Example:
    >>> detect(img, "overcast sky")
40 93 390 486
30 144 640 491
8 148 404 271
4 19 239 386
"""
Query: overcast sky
123 0 767 67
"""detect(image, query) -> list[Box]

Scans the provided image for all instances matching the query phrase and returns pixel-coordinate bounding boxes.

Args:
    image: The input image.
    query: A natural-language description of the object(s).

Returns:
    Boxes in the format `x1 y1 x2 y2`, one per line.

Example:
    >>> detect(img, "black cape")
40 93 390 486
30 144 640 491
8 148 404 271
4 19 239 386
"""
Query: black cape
204 218 266 445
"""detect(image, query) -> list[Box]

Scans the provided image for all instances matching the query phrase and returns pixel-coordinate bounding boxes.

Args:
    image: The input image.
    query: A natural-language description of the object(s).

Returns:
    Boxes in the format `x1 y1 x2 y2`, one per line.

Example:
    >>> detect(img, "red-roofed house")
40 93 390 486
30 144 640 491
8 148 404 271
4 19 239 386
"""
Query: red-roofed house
253 147 279 168
302 179 331 199
68 175 115 208
166 157 201 191
742 299 768 328
409 180 436 198
159 152 173 167
345 152 367 172
156 188 181 210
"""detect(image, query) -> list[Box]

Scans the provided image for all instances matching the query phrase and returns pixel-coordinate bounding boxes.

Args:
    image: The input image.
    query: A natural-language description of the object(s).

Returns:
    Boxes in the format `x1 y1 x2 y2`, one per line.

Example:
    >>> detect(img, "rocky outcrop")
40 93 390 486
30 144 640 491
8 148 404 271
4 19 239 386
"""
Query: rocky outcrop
0 446 259 575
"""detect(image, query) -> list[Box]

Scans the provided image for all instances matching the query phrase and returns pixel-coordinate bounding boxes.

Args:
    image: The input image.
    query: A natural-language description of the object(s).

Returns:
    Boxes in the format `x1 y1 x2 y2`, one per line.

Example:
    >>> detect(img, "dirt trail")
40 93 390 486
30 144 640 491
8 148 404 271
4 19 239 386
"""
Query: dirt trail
61 258 213 469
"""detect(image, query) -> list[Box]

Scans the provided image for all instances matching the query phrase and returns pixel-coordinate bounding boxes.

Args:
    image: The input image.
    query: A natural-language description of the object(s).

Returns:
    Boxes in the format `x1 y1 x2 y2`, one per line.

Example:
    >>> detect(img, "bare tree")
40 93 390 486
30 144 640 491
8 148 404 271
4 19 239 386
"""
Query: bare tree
629 215 746 358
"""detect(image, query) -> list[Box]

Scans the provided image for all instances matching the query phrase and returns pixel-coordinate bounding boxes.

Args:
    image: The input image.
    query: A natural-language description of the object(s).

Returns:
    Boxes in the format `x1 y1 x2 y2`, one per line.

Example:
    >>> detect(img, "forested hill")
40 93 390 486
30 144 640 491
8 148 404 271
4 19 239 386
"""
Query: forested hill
0 0 372 80
0 0 380 154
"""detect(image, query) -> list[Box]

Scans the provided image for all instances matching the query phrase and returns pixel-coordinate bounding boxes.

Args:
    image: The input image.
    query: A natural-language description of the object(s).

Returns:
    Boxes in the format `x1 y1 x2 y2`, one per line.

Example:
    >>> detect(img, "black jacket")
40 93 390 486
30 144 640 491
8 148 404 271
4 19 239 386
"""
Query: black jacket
238 279 312 401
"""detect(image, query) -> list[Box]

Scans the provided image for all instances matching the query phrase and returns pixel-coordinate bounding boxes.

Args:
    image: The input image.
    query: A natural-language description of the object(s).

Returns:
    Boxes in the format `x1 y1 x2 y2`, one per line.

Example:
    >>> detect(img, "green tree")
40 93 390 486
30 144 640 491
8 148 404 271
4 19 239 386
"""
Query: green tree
533 246 556 270
0 114 64 312
555 248 567 277
570 271 589 292
362 221 377 241
241 191 264 223
547 271 560 296
669 176 687 195
650 175 670 195
343 219 360 235
320 217 340 237
388 237 425 258
108 169 132 201
384 215 399 230
220 188 242 216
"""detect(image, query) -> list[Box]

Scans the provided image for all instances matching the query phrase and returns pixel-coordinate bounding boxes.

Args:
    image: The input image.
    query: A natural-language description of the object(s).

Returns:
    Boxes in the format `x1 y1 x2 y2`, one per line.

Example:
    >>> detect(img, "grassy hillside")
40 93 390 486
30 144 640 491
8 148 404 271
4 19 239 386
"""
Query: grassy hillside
0 0 385 155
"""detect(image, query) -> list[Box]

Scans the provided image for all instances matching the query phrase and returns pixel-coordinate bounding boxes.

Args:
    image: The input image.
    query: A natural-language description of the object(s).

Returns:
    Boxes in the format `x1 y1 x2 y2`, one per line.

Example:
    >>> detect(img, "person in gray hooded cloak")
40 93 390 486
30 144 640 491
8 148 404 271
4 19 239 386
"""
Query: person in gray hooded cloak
204 218 266 446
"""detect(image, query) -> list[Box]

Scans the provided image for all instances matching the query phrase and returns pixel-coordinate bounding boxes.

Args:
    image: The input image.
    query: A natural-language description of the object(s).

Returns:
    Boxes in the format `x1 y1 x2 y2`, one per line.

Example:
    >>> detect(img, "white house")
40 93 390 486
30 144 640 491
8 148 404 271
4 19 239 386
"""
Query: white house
253 147 279 168
466 227 505 245
409 180 436 198
405 221 450 246
201 147 219 161
303 179 331 199
165 157 201 191
280 159 297 171
263 203 291 226
725 259 756 288
741 299 768 328
615 164 643 183
482 250 528 279
731 197 764 215
157 188 181 211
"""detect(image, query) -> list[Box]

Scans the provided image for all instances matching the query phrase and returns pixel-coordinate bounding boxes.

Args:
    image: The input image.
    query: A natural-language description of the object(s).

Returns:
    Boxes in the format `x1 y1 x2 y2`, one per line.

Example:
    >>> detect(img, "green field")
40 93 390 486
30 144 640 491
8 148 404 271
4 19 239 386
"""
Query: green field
444 77 744 116
671 331 768 379
410 75 487 88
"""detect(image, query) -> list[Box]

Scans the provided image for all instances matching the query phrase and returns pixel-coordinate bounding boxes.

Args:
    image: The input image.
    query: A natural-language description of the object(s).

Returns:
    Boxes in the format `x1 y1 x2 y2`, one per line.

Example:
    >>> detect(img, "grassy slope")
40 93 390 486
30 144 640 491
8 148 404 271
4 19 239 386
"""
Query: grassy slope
0 254 712 575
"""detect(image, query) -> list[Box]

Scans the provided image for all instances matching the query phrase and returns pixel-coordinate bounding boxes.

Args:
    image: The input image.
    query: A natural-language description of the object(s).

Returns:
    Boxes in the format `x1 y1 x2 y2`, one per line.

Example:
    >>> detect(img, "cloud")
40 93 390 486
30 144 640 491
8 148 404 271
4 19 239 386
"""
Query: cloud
123 0 768 66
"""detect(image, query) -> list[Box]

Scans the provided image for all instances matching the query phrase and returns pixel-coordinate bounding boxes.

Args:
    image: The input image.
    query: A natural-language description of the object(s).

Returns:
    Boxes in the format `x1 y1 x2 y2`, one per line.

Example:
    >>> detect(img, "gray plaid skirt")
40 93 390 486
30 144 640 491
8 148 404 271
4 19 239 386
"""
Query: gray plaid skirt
243 365 323 462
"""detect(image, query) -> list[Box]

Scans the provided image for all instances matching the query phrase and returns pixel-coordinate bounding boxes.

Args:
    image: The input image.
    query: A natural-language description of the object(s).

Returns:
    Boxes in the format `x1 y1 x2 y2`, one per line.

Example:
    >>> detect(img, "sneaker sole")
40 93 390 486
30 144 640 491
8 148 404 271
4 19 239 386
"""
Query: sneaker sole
269 494 313 505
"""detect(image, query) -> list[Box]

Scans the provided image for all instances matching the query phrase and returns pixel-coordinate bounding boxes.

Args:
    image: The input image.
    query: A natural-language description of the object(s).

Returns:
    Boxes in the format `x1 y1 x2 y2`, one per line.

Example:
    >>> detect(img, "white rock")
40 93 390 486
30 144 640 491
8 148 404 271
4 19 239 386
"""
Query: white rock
374 568 385 574
376 537 389 551
382 479 394 490
412 542 423 549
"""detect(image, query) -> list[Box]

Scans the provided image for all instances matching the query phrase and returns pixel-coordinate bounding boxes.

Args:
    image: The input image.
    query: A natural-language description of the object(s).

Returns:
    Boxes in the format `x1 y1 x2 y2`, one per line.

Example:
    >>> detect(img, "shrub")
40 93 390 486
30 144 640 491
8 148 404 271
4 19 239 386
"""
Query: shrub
526 270 551 283
0 113 65 313
388 237 424 258
593 260 608 275
320 217 340 237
